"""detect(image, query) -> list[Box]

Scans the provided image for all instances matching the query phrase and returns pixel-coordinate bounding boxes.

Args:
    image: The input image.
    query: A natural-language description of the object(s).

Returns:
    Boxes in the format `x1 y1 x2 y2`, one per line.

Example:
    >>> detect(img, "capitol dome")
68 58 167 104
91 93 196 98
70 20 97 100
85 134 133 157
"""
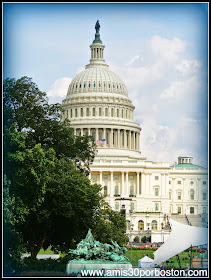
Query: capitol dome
66 67 128 97
62 21 143 159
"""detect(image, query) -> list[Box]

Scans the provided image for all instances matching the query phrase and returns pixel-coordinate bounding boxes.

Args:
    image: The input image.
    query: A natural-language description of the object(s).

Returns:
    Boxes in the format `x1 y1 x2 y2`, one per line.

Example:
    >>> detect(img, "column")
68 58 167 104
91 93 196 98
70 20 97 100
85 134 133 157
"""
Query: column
74 128 76 135
110 171 113 197
110 128 113 148
87 128 90 135
118 129 120 148
128 130 131 149
121 172 124 196
81 128 84 136
126 172 129 197
124 130 127 149
133 132 135 150
141 172 145 196
136 172 140 195
161 174 164 197
100 171 103 185
88 173 91 180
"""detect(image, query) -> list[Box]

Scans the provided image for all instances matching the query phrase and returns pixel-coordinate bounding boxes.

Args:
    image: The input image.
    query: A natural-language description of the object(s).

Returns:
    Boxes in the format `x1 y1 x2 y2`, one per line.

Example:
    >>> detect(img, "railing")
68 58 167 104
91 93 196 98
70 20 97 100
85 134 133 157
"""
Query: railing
185 214 192 226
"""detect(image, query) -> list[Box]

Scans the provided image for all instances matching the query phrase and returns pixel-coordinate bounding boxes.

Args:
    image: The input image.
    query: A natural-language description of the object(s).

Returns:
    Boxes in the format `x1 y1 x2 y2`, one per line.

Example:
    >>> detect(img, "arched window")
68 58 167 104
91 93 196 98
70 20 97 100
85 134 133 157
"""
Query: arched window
117 109 119 117
70 109 73 118
79 84 81 88
122 109 124 118
99 108 102 116
130 186 134 197
126 220 130 231
84 83 86 88
115 202 119 210
105 108 108 116
92 131 95 139
75 108 77 117
81 108 83 117
94 82 96 88
138 220 144 231
111 108 114 117
190 189 195 200
151 220 157 230
114 186 119 196
86 108 89 116
89 82 91 88
104 186 107 196
93 108 95 116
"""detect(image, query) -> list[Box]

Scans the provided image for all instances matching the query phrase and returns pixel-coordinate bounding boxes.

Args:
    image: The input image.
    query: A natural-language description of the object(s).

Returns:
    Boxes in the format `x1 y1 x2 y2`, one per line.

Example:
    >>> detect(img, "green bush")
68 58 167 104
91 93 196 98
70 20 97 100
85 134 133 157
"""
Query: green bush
133 236 139 243
141 236 147 243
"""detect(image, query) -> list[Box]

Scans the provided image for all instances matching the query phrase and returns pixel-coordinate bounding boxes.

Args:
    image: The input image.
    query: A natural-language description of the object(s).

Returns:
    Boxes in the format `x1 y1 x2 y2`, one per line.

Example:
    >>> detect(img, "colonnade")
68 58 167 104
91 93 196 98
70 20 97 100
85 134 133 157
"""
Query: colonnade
74 127 140 151
89 171 141 197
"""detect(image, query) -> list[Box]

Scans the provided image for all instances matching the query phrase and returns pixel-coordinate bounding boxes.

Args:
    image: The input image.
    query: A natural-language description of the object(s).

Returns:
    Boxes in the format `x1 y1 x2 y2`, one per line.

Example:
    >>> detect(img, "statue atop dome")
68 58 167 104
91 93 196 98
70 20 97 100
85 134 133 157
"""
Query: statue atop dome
95 20 100 33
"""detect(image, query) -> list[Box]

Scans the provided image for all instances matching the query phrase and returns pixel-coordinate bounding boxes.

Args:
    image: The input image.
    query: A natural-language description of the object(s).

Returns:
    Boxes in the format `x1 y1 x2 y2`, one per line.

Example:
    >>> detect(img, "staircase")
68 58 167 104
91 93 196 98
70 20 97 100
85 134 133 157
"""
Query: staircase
186 215 207 228
170 215 189 225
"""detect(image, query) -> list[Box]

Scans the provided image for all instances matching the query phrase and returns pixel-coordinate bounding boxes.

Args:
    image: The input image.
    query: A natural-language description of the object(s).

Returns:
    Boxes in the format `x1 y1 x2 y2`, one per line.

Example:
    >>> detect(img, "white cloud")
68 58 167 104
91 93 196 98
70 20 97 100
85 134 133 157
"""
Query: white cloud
150 36 186 62
47 77 72 97
176 59 201 76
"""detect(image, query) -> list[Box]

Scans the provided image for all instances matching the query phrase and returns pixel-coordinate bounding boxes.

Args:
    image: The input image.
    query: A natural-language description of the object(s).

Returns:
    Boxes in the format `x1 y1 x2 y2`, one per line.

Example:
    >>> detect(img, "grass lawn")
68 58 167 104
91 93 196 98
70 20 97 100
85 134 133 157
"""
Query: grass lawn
125 249 208 268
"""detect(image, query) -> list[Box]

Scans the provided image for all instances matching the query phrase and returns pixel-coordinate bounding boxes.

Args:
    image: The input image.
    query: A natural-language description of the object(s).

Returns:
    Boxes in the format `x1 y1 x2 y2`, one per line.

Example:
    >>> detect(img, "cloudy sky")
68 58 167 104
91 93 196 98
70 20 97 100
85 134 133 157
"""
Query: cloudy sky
3 3 208 167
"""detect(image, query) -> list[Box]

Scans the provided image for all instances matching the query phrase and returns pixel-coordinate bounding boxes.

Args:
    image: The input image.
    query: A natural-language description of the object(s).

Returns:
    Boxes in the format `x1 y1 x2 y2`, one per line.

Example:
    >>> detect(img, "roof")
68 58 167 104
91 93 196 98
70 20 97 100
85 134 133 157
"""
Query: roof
170 164 206 169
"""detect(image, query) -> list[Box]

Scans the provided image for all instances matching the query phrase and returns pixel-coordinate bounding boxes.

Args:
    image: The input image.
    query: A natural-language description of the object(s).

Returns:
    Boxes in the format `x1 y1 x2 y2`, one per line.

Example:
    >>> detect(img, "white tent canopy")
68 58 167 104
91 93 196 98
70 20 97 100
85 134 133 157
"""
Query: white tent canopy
152 219 208 266
138 256 154 268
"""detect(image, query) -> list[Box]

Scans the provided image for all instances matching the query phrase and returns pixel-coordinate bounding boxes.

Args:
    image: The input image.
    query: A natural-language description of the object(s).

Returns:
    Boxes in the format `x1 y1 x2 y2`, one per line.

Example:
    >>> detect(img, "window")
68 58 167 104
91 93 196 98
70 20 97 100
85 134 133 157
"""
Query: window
169 191 172 199
104 186 107 196
203 181 206 185
169 181 171 184
114 175 118 180
203 192 207 200
81 108 83 117
203 207 206 214
93 108 95 116
155 176 159 180
126 220 130 231
122 109 124 118
114 186 119 196
190 181 194 185
138 220 144 231
190 207 194 214
129 186 134 196
103 175 108 180
155 203 159 211
129 176 134 180
92 131 95 138
99 131 102 140
190 189 195 200
105 108 108 116
177 192 182 200
151 220 157 230
99 108 102 116
177 181 181 185
115 202 119 210
86 108 89 116
92 175 97 180
178 206 181 214
131 202 134 210
117 109 119 117
155 188 159 196
84 83 86 88
75 108 77 117
111 108 114 117
79 84 81 88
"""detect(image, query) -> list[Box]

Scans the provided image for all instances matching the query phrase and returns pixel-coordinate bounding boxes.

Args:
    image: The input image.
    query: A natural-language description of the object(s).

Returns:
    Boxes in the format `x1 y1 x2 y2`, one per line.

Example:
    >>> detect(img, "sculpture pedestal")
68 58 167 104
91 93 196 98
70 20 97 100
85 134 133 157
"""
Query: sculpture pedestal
66 260 132 275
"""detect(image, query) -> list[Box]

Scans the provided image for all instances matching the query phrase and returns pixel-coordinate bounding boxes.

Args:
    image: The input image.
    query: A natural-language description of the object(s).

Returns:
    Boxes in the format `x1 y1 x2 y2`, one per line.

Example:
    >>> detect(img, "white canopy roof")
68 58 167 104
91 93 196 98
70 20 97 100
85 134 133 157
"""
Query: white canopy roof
138 256 154 268
152 219 208 266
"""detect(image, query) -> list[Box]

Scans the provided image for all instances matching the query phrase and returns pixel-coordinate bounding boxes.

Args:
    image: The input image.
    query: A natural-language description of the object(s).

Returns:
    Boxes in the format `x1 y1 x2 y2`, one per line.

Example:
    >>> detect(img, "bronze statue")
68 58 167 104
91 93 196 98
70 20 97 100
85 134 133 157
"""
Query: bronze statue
95 20 100 33
69 229 130 263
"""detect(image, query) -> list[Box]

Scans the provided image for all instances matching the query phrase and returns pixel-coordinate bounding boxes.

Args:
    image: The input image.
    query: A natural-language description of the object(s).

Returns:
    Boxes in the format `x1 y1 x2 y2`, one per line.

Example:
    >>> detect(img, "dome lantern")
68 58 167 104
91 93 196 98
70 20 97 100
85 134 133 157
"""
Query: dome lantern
86 20 107 68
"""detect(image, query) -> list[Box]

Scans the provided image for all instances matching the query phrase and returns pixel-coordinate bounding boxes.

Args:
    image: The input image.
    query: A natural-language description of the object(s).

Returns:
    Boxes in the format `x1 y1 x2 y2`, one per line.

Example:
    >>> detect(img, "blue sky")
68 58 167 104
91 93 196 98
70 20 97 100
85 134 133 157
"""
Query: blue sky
3 3 208 167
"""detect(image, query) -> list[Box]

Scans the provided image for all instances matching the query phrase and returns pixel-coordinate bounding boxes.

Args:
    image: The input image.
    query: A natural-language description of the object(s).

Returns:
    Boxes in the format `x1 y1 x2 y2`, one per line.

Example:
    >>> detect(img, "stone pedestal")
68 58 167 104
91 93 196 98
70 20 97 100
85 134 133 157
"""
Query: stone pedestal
66 260 132 275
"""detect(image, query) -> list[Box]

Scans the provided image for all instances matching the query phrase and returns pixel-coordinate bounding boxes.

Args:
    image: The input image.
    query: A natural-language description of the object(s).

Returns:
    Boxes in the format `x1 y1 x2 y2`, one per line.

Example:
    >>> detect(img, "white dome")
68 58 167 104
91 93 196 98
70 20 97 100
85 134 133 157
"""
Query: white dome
67 66 128 96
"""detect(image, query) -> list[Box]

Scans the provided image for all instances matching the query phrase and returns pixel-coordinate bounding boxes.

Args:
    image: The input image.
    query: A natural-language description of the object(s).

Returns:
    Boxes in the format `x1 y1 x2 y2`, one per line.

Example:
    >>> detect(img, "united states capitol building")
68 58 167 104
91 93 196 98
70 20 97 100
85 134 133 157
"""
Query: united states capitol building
61 22 208 243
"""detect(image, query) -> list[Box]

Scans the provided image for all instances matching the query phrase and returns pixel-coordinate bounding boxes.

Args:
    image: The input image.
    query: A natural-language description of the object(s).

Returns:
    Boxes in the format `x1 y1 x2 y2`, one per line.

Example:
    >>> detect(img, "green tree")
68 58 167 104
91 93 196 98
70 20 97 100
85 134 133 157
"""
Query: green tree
91 208 127 246
3 76 96 175
133 236 139 243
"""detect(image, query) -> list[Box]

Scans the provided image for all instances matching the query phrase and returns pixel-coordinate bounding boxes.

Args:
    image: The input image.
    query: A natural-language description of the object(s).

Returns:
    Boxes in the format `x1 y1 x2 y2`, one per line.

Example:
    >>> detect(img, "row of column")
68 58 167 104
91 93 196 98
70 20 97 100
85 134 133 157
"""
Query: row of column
91 46 104 59
65 107 133 120
74 127 140 151
89 171 141 197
